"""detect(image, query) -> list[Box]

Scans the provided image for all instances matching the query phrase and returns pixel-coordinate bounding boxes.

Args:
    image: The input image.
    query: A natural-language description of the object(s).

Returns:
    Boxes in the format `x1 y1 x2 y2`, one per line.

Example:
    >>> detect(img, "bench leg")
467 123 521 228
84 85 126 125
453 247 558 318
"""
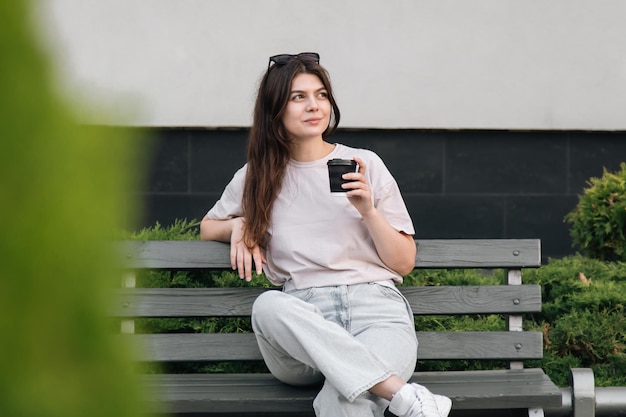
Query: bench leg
570 368 595 417
528 407 545 417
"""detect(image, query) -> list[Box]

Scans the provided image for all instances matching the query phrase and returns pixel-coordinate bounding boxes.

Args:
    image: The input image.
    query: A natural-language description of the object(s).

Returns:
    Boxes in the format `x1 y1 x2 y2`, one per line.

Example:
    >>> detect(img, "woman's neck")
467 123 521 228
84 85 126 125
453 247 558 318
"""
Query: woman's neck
291 138 335 162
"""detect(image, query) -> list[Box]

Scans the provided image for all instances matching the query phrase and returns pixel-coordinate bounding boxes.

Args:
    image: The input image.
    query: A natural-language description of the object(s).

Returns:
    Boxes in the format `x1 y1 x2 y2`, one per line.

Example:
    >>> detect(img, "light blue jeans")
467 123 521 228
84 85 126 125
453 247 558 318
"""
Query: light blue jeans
251 282 418 417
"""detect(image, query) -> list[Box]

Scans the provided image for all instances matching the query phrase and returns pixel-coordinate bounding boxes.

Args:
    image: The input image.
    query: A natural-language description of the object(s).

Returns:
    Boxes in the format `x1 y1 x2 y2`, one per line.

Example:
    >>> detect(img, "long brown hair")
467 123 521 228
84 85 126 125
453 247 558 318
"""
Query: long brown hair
242 56 340 248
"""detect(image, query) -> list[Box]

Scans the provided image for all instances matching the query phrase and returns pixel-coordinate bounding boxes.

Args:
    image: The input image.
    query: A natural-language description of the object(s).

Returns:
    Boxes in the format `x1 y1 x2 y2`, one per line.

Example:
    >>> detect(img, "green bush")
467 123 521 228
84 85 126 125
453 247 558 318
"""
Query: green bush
121 218 202 241
523 255 626 386
1 1 144 416
565 162 626 261
125 220 626 387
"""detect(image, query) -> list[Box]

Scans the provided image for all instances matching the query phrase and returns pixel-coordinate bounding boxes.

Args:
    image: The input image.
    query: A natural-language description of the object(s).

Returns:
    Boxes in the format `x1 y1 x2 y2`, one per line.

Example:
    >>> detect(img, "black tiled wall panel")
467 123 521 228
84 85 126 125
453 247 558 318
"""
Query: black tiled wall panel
126 128 626 261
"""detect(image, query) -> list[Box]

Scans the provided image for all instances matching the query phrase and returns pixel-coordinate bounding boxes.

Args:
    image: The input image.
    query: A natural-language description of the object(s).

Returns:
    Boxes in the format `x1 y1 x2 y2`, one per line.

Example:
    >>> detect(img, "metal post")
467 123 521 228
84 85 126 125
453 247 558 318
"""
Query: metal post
121 271 136 334
507 268 523 369
571 368 595 417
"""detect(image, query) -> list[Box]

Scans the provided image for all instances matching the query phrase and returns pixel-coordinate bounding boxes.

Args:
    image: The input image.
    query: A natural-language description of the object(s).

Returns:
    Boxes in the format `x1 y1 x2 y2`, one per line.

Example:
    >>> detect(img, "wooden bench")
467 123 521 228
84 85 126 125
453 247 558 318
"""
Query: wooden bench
111 239 569 416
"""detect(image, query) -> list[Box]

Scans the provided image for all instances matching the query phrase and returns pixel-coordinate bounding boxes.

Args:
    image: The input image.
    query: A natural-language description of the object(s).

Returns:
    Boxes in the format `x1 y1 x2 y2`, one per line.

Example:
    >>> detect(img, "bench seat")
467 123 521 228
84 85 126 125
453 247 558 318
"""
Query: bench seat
140 369 562 414
115 239 565 416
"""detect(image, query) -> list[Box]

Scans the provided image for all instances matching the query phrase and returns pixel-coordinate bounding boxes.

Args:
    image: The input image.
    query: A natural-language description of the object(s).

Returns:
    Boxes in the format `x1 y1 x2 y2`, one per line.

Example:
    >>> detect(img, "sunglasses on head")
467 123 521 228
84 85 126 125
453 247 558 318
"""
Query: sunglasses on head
268 52 320 71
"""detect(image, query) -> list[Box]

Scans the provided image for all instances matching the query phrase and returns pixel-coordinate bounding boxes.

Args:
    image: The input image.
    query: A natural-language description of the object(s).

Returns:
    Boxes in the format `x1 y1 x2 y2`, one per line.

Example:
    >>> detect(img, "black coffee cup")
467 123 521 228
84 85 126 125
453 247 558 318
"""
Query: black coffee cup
327 159 358 195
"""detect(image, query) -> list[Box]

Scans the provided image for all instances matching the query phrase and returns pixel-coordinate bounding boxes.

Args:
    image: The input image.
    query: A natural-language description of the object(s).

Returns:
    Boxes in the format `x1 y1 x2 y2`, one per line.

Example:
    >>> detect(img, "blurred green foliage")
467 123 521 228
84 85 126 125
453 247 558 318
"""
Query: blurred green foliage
0 1 146 416
126 219 626 388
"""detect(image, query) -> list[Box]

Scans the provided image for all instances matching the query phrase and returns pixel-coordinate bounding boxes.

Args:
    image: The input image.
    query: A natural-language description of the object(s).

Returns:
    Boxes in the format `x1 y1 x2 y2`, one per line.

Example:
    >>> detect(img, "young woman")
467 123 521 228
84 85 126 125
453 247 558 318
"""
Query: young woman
201 52 451 417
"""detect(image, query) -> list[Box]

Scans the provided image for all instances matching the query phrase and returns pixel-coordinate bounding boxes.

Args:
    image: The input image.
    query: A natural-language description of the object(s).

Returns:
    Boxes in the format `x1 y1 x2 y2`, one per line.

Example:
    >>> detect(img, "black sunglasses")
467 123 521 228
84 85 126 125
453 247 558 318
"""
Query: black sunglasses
268 52 320 71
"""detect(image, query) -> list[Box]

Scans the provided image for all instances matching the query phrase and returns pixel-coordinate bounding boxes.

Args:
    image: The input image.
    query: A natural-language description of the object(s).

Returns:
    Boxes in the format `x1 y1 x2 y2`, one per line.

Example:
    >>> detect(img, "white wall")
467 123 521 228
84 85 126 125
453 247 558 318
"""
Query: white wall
37 0 626 130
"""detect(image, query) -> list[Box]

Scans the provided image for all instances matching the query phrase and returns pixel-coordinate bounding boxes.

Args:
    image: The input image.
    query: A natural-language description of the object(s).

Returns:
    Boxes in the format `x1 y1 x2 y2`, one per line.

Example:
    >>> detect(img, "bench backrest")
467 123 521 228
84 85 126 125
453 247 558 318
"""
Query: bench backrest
111 239 542 369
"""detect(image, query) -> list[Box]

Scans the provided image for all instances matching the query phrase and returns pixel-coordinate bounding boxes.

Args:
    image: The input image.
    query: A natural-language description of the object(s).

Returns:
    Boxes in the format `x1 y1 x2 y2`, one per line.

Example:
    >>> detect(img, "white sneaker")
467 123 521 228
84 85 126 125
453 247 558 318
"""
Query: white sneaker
388 383 452 417
412 384 452 417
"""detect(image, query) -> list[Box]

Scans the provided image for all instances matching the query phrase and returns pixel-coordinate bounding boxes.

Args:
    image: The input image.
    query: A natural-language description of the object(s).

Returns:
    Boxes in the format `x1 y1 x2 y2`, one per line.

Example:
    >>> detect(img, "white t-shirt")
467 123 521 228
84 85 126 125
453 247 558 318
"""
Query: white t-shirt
206 143 415 290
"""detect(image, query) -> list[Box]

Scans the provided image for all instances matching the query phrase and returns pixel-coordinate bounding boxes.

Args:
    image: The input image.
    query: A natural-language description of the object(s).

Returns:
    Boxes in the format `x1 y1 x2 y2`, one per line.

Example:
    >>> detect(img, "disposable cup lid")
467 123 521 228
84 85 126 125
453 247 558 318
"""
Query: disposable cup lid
327 158 355 166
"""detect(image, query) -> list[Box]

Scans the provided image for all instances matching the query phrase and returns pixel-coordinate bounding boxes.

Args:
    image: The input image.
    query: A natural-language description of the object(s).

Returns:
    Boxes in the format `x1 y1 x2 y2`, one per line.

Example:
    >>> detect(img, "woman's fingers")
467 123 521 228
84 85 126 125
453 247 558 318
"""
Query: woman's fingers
231 240 264 281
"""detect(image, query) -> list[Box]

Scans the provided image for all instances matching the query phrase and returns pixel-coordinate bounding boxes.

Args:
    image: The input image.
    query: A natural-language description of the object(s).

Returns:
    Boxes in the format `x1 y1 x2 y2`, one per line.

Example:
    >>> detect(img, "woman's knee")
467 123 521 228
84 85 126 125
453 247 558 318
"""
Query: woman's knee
252 290 299 332
251 290 286 321
251 290 321 338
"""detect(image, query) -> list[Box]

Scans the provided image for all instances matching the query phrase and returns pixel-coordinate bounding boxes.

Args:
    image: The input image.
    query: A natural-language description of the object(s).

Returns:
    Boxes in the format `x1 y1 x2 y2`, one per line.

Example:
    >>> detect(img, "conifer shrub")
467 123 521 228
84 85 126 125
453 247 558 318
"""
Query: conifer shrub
565 162 626 261
523 255 626 387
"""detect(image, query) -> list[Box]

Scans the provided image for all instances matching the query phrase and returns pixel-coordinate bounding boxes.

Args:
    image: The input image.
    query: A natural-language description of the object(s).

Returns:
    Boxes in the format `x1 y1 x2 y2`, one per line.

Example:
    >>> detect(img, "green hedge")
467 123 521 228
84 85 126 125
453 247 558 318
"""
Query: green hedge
123 219 626 387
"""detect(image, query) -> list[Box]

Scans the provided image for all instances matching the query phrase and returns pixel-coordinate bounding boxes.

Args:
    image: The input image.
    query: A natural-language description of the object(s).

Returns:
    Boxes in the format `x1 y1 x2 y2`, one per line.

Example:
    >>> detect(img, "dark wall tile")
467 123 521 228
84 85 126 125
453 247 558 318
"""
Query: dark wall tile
139 194 191 228
190 130 248 193
404 195 505 238
139 194 222 229
144 129 189 193
335 130 444 193
446 131 568 194
506 196 578 259
568 131 626 194
191 194 221 221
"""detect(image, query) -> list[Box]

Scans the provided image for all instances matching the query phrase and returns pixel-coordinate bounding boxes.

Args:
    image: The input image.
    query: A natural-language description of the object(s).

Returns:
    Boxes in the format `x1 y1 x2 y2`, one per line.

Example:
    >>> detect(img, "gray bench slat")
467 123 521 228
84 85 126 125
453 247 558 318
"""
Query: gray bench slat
409 369 563 409
407 285 541 314
419 331 543 360
110 285 541 317
141 373 319 414
414 239 541 268
118 239 541 270
139 369 561 413
119 240 233 270
127 331 543 361
112 287 267 317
